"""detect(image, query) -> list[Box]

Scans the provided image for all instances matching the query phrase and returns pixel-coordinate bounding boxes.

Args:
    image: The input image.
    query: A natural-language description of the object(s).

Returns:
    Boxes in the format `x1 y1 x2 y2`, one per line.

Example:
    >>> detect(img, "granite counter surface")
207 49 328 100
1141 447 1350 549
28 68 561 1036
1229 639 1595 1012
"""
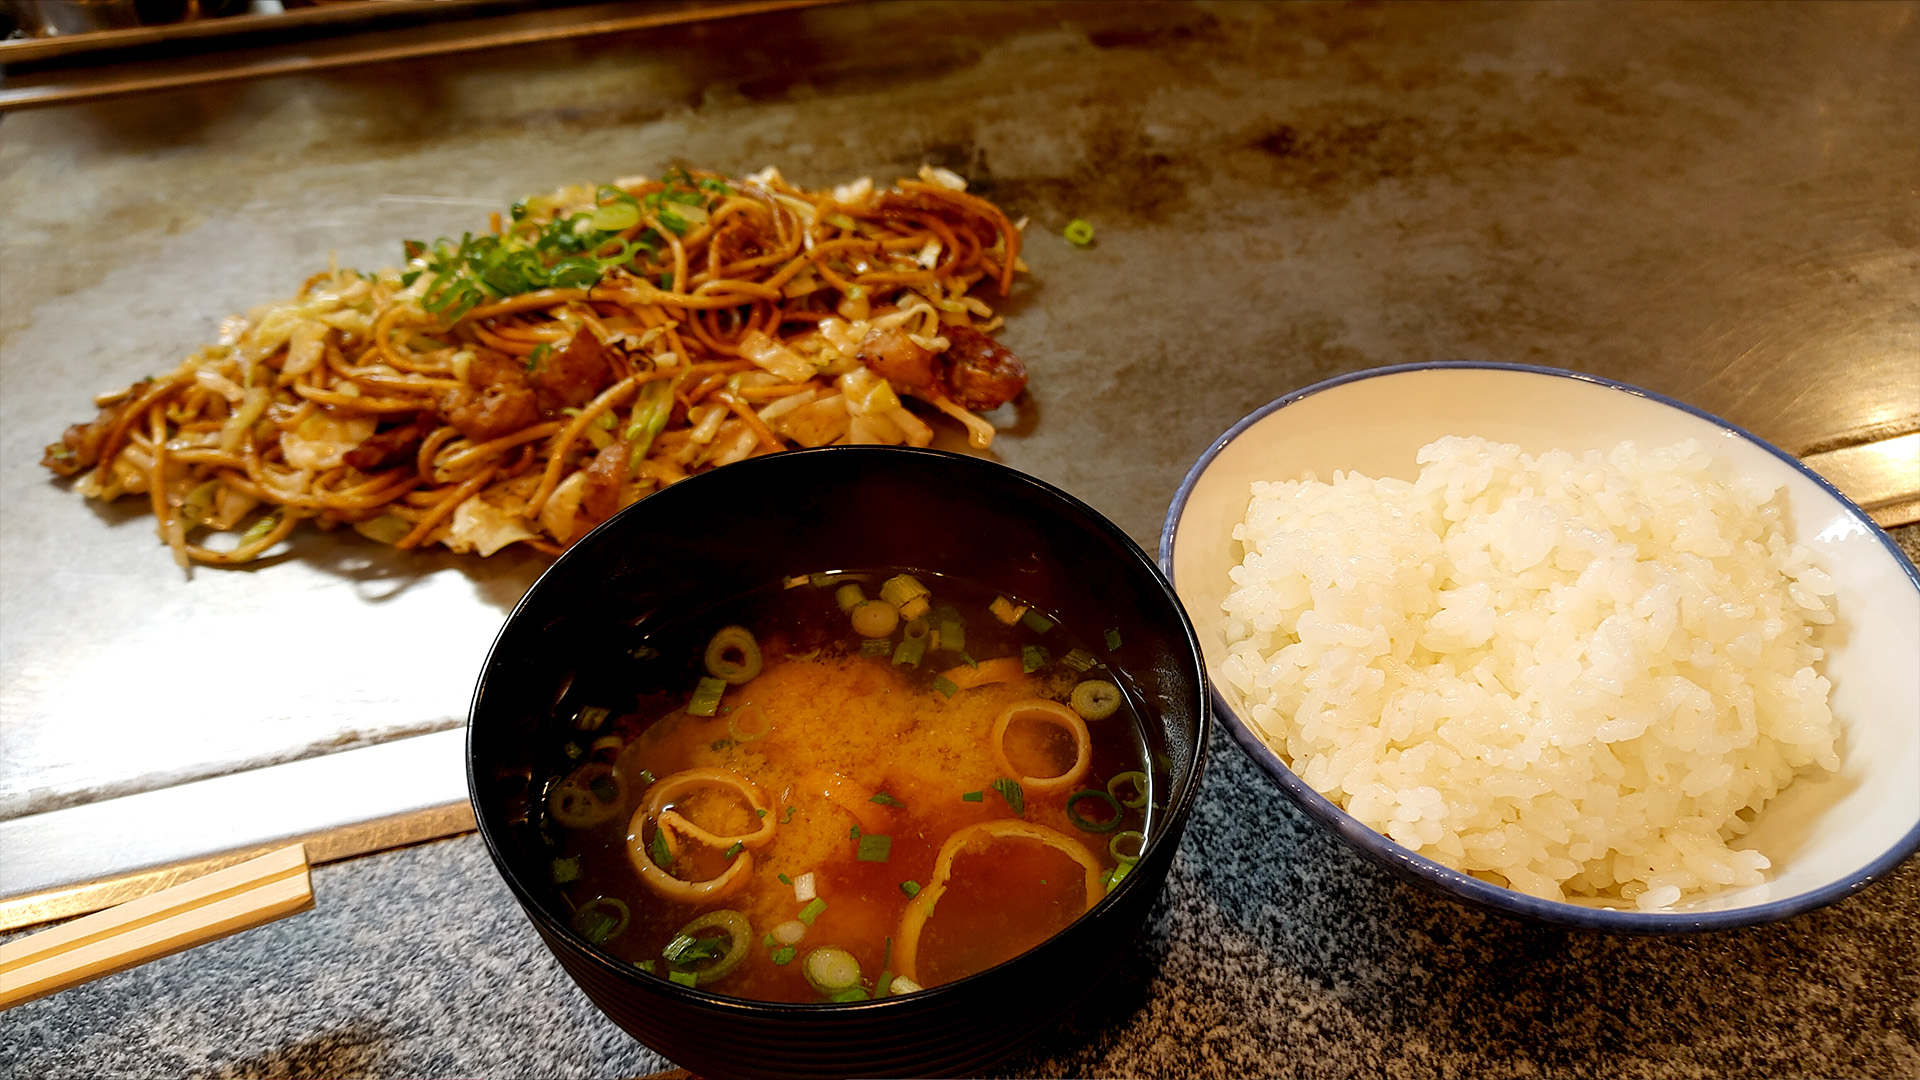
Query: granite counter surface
3 1 1918 1075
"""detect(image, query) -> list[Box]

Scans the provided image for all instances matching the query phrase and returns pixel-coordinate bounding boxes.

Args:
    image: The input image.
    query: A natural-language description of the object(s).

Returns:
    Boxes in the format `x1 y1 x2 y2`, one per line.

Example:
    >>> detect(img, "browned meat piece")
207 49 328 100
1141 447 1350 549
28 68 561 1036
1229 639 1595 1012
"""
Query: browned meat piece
344 417 434 472
577 439 630 526
42 398 128 477
939 324 1027 411
856 327 938 392
528 327 611 415
439 348 539 442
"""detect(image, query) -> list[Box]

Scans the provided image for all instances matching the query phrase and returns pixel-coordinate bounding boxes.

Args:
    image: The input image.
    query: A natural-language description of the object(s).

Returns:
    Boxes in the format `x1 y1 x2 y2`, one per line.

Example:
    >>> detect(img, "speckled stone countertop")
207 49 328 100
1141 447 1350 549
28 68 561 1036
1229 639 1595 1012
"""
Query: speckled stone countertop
3 2 1918 1076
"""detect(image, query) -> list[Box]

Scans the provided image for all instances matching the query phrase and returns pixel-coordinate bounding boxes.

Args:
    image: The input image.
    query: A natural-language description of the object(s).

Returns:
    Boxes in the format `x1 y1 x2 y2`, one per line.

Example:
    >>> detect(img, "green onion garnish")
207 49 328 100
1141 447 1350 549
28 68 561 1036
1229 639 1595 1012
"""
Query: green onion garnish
933 607 965 653
931 676 959 698
1105 628 1123 651
573 706 609 731
1064 218 1095 246
782 806 798 823
636 959 655 973
649 831 673 867
778 872 792 885
860 638 891 658
961 790 984 803
638 769 657 785
991 777 1025 816
669 970 699 988
869 793 905 807
798 897 827 926
550 857 580 884
892 634 927 668
900 881 921 898
1021 609 1055 635
850 824 861 839
709 737 733 752
762 933 775 948
1060 648 1097 673
688 676 727 717
1110 830 1146 865
772 945 796 965
1065 788 1123 833
1106 861 1134 892
724 842 744 860
827 987 869 1002
1108 771 1150 809
1021 645 1049 673
562 741 583 760
856 834 892 862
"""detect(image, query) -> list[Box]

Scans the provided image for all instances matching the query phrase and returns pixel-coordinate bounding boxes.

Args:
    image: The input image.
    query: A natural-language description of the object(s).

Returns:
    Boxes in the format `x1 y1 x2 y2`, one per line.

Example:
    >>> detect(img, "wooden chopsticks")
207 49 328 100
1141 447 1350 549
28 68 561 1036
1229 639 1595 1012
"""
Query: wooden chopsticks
1 843 313 1010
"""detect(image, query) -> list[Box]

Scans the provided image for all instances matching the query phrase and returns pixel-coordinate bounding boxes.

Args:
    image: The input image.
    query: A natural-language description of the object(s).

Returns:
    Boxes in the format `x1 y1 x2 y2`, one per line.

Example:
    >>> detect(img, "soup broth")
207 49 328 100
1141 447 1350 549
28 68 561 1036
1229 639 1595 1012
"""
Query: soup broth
536 570 1158 1003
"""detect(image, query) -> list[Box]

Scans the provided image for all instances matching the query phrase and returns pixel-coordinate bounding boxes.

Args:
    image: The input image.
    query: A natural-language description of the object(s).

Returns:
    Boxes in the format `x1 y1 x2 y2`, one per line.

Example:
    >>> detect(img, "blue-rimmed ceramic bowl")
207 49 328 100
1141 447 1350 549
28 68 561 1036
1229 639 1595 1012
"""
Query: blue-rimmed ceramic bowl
1160 361 1920 932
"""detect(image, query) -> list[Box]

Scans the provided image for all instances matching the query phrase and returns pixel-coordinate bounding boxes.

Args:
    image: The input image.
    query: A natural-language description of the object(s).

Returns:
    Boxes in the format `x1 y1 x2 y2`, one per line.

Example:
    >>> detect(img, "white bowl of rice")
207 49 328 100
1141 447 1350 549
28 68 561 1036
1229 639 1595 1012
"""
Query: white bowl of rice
1161 362 1920 931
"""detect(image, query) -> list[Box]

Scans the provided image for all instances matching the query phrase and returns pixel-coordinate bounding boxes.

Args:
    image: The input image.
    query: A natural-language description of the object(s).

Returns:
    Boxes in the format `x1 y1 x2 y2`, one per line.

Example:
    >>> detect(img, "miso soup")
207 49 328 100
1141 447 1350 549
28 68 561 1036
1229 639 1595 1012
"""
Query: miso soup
536 570 1160 1003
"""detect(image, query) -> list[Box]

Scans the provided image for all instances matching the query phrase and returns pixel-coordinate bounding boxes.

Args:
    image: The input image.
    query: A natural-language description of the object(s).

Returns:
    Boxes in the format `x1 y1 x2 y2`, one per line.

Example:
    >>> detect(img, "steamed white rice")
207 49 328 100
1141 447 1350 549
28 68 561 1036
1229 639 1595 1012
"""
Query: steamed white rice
1220 436 1838 908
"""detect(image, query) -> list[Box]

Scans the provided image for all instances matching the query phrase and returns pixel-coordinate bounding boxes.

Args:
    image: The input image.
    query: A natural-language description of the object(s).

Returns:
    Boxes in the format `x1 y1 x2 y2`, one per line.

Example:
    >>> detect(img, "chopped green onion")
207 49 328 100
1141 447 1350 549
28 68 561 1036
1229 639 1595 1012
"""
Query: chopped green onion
869 793 905 807
1108 771 1150 809
1065 789 1123 833
1060 648 1097 673
724 842 744 860
562 741 583 760
874 936 894 999
709 738 733 752
636 959 655 973
1021 645 1049 673
524 342 553 371
549 857 580 884
892 633 927 668
757 808 768 818
772 945 796 965
1064 218 1095 246
899 881 921 898
860 638 892 658
1020 609 1055 634
803 946 862 994
931 676 959 698
705 625 764 685
1071 679 1122 721
664 909 752 984
836 582 866 612
1106 861 1134 892
827 987 869 1002
778 872 792 885
1105 628 1123 651
573 706 610 731
687 676 727 716
669 970 699 988
850 824 861 839
649 830 674 867
1110 830 1146 865
797 897 827 926
728 702 772 742
638 769 657 785
991 777 1025 816
856 834 893 862
879 574 930 614
961 790 984 803
782 806 798 823
762 932 775 948
570 897 630 944
932 607 965 653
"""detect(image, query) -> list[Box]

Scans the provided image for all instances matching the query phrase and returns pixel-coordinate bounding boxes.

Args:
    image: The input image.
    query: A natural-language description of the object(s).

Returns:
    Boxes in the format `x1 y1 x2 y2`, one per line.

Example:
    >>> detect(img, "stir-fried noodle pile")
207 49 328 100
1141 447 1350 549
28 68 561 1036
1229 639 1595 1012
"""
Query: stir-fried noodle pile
42 166 1029 568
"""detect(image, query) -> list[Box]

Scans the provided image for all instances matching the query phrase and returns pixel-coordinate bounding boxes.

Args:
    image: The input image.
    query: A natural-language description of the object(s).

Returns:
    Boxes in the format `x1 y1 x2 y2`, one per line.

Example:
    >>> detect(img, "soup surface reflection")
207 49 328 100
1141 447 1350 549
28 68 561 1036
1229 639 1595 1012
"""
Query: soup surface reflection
539 571 1157 1003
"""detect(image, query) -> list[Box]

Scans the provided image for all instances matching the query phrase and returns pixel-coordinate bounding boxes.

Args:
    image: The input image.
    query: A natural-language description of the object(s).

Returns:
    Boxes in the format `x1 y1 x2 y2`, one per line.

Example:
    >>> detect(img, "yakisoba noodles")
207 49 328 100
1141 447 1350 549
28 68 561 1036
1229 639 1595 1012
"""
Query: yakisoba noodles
40 166 1028 568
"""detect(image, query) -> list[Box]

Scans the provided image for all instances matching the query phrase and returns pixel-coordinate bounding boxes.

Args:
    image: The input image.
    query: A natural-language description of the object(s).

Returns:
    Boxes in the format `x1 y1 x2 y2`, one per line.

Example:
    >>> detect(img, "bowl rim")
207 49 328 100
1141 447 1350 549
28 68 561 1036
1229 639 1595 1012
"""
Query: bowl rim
469 443 1214 1004
1158 359 1920 932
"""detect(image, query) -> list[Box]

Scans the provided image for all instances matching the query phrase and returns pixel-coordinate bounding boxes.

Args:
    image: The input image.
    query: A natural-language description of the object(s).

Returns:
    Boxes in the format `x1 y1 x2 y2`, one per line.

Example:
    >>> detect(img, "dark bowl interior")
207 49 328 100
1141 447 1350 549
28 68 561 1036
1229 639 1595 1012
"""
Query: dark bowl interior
468 445 1210 1079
